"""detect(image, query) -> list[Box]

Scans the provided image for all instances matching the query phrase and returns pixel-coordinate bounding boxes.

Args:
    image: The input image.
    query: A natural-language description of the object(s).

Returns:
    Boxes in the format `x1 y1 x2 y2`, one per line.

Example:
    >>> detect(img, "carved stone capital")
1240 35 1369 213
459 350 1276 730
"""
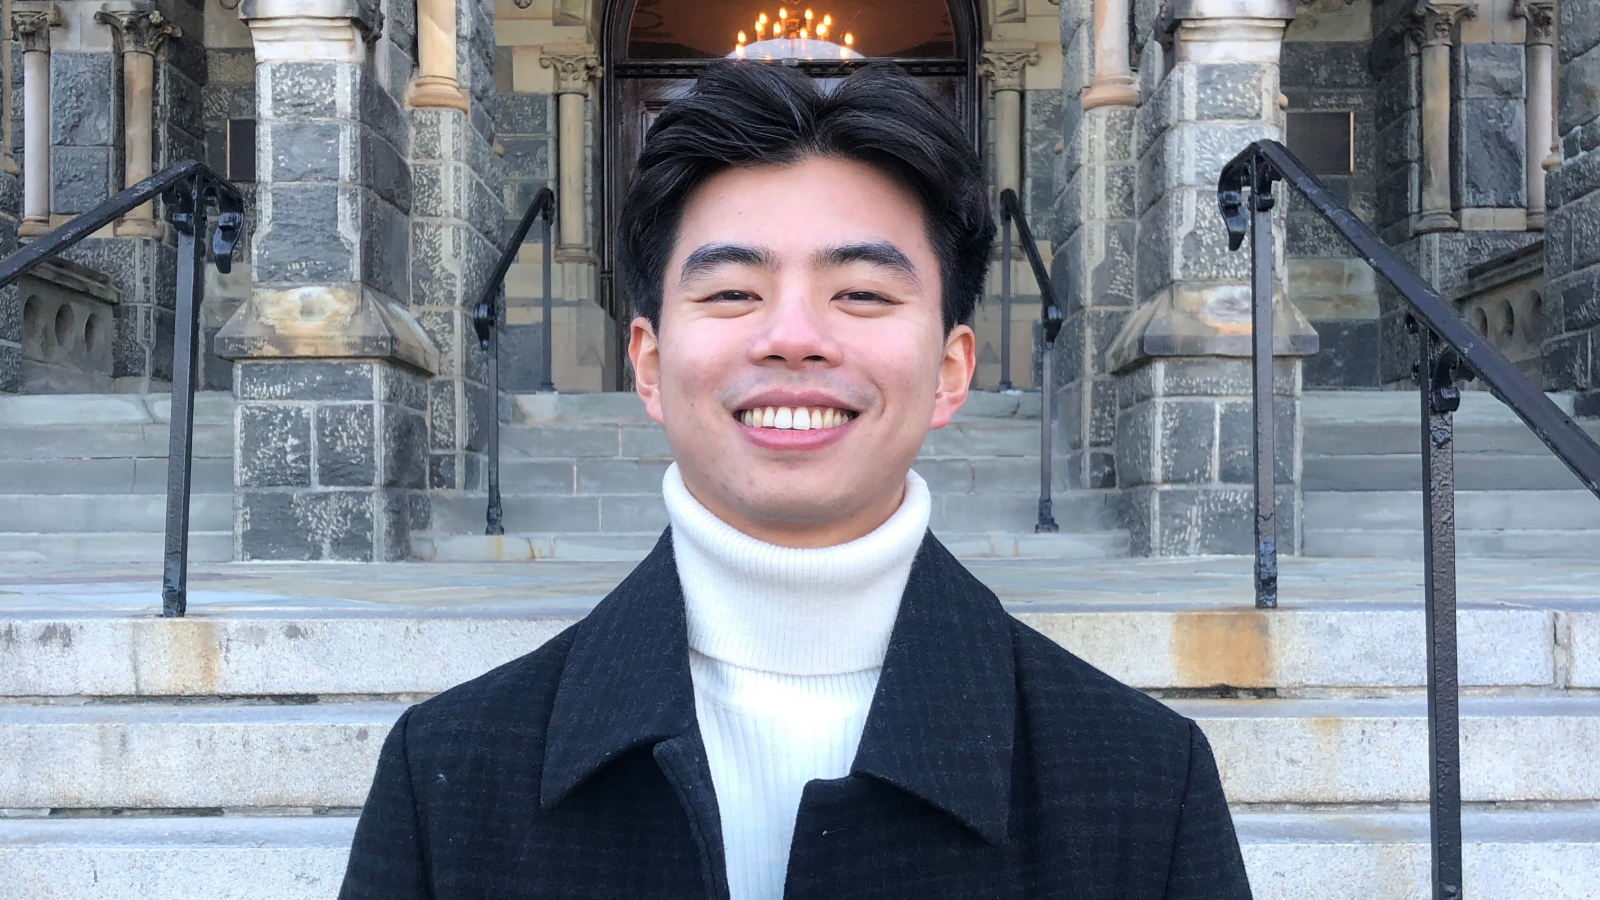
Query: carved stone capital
540 46 601 96
1401 0 1476 49
1511 0 1555 44
94 9 182 56
980 45 1039 92
11 7 59 54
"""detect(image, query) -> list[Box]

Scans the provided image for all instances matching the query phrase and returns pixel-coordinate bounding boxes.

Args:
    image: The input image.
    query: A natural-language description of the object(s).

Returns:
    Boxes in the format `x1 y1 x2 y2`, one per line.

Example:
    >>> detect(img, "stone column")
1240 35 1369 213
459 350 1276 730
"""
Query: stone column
407 0 468 112
1107 0 1318 556
1513 0 1555 230
12 7 53 237
540 45 598 256
95 9 179 238
1081 0 1139 109
1404 0 1475 234
982 43 1039 199
216 0 435 562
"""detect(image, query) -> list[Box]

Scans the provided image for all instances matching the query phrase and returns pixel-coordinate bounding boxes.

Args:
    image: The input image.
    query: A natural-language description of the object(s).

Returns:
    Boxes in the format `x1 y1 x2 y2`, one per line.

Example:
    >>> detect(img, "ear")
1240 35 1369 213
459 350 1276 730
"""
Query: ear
929 323 975 429
628 316 666 424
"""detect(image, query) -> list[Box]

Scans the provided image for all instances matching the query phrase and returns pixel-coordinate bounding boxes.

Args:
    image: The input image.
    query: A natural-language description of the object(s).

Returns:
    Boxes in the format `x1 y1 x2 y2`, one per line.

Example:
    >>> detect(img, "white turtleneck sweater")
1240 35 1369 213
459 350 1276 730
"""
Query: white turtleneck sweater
662 463 931 900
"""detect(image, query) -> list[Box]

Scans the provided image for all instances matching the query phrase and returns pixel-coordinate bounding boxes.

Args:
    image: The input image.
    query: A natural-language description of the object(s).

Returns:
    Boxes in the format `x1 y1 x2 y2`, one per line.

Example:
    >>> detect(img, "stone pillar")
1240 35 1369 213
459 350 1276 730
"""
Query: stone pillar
982 43 1039 199
1106 0 1318 556
94 9 179 238
1054 0 1139 500
408 0 468 112
12 7 52 237
1513 0 1554 230
216 0 435 561
1081 0 1139 109
540 45 598 256
1405 0 1475 234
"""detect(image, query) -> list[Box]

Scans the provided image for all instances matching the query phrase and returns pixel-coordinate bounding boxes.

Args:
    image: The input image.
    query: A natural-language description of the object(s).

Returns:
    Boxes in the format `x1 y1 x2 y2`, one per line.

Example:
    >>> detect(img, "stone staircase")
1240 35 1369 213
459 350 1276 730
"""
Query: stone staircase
1302 390 1600 557
416 390 1130 560
0 555 1595 898
0 393 235 564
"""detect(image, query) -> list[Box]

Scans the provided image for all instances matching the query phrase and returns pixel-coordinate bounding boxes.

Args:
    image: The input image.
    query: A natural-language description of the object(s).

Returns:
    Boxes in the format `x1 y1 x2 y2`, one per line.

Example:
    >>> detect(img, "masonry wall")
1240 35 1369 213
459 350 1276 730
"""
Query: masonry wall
1546 0 1600 415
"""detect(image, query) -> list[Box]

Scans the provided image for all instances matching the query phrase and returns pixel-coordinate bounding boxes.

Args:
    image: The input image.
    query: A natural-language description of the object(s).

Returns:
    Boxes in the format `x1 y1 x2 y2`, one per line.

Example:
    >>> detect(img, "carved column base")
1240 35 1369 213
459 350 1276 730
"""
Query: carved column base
407 75 469 113
1416 210 1461 234
1082 76 1139 110
18 217 48 237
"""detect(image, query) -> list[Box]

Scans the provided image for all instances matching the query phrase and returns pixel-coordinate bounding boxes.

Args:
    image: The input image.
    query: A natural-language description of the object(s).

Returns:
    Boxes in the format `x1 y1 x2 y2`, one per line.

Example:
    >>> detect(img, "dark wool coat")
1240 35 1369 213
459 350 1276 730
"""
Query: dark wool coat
339 531 1252 900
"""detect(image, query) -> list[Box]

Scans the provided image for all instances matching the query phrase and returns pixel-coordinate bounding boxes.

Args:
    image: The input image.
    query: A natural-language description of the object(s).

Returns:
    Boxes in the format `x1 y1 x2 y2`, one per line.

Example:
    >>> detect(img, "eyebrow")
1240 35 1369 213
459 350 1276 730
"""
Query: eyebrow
678 243 778 282
812 241 921 286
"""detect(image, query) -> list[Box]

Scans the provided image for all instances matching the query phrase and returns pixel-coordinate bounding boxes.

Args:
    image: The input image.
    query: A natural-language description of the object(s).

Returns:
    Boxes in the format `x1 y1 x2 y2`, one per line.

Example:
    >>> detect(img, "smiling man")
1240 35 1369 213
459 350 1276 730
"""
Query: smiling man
339 63 1251 900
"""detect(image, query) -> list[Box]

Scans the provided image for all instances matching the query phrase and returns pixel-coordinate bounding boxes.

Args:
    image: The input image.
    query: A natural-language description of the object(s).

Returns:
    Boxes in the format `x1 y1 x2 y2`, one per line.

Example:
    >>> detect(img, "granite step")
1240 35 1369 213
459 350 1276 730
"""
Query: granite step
0 457 235 494
0 809 1592 900
0 423 234 460
0 493 234 533
3 696 1594 810
2 600 1587 698
1303 452 1593 491
0 531 234 565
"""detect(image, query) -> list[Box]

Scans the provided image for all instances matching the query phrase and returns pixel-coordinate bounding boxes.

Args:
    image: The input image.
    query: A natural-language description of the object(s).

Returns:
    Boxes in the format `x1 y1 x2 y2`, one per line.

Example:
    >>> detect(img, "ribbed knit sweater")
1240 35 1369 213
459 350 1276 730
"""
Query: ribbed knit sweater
661 463 931 900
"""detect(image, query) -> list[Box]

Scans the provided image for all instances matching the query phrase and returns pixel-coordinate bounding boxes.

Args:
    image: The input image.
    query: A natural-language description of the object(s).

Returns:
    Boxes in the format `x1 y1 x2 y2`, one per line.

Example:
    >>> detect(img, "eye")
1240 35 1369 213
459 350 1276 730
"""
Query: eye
702 290 758 302
839 290 891 304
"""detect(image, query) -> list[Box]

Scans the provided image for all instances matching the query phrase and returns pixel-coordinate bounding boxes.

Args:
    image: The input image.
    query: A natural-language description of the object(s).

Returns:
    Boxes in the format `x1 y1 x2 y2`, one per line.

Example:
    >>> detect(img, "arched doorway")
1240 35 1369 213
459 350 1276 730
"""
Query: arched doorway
596 0 981 389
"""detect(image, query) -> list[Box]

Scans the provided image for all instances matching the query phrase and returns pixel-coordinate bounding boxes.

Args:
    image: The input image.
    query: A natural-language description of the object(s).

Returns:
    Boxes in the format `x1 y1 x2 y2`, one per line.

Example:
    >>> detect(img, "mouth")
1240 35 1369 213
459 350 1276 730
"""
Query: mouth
735 405 859 431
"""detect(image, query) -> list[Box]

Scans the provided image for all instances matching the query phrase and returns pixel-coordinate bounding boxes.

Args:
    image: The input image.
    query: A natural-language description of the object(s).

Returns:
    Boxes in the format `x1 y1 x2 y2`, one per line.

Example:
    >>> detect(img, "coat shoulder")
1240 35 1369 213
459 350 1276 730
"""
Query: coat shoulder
1008 616 1196 766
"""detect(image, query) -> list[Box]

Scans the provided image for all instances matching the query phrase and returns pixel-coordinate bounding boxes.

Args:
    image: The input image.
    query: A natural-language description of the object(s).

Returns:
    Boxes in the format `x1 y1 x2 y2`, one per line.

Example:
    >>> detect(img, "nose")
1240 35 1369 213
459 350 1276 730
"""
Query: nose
747 282 841 370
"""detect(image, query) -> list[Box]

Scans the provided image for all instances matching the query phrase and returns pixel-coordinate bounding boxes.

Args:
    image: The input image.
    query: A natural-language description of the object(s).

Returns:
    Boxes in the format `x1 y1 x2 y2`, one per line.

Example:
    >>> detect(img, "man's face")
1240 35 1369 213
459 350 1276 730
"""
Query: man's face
629 155 975 548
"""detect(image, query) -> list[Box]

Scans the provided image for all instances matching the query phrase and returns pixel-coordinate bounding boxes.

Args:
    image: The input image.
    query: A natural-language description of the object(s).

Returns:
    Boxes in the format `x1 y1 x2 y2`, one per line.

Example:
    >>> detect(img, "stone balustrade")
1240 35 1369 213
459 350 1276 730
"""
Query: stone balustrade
17 257 122 392
1448 240 1546 383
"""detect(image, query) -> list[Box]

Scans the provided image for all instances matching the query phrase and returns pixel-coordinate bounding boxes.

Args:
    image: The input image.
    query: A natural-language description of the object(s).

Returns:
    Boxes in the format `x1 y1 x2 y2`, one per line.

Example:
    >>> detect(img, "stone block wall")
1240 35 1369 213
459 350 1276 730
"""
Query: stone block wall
234 360 427 560
1281 37 1381 388
199 45 257 392
0 173 17 392
1545 0 1600 416
493 80 553 394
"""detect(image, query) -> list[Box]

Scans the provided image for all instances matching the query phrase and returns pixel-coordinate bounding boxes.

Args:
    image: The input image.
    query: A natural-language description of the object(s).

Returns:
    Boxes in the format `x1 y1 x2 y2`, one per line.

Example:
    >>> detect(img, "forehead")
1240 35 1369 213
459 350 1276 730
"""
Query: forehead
671 156 933 261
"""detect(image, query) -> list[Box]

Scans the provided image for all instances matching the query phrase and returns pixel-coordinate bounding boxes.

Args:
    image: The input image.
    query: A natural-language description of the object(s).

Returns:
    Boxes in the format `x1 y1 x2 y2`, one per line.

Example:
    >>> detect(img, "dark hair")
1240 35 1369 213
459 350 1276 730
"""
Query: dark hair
616 61 995 332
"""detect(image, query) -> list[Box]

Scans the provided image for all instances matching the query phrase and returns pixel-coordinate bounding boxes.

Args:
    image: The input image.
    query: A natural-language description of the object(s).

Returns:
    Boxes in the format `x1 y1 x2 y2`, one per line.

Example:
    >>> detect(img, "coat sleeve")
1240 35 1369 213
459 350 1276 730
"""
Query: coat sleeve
1164 720 1253 900
339 707 433 900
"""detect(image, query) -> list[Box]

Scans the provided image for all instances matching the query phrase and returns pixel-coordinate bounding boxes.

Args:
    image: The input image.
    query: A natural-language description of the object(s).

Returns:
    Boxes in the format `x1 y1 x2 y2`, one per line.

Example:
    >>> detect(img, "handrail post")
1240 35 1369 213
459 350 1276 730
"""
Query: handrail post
160 178 206 618
539 209 554 392
999 205 1013 391
1037 322 1058 533
1417 319 1464 900
485 284 505 536
1248 157 1278 610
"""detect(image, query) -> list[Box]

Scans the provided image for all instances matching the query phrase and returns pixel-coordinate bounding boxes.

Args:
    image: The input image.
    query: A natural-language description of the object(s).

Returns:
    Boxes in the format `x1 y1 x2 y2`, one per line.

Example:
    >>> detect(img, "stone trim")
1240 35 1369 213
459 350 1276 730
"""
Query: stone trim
980 44 1039 93
93 9 180 56
539 46 600 97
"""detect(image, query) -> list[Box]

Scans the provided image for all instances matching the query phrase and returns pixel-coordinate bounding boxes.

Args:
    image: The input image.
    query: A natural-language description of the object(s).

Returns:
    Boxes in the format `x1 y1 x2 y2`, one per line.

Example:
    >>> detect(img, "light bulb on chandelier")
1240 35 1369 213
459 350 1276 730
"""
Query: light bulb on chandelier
730 6 862 60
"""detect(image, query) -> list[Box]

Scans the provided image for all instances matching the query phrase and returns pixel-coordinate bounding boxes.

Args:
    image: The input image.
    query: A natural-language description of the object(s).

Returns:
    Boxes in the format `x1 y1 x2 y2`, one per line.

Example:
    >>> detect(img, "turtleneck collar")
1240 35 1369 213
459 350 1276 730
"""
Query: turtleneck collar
662 462 931 677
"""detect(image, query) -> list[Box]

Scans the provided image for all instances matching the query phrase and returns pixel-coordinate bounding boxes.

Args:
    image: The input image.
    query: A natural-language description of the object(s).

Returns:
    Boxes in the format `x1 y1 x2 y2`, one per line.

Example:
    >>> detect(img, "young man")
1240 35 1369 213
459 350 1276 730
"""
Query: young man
340 63 1251 900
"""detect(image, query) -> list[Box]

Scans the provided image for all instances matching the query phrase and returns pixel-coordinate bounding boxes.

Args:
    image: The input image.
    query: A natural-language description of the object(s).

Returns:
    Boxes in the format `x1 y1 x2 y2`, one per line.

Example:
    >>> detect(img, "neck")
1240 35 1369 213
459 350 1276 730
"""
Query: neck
662 463 931 675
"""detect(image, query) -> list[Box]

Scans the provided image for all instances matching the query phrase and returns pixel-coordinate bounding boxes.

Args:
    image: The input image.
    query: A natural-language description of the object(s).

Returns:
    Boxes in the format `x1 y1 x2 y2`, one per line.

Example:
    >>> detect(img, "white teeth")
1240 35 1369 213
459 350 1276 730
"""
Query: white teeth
739 405 855 430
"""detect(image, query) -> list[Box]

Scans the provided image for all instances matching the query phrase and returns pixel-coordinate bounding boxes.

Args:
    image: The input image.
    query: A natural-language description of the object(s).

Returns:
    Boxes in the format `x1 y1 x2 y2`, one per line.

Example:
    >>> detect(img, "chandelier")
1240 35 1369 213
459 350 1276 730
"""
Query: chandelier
730 8 862 60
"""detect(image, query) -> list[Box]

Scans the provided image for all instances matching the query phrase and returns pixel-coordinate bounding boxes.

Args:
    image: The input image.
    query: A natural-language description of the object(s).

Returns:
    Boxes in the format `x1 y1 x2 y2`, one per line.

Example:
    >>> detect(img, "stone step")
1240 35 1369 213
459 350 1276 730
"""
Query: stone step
2 696 1593 810
0 493 234 533
1304 490 1600 532
1303 417 1600 457
0 457 235 494
3 599 1586 697
1303 452 1593 491
1302 389 1578 424
427 490 1107 536
0 531 234 565
413 529 1130 562
0 423 234 460
1305 527 1600 559
0 809 1592 900
0 391 234 427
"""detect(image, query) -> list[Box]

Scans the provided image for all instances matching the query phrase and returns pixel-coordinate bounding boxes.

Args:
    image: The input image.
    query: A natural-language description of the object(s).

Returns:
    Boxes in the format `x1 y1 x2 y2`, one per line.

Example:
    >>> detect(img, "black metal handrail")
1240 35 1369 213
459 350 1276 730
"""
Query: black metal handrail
1217 139 1600 900
0 160 244 618
998 188 1064 533
473 186 555 536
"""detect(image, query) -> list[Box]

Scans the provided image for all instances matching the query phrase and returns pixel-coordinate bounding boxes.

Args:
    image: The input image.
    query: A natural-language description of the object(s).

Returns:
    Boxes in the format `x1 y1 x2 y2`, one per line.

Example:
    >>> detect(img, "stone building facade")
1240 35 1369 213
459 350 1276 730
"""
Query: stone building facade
0 0 1592 560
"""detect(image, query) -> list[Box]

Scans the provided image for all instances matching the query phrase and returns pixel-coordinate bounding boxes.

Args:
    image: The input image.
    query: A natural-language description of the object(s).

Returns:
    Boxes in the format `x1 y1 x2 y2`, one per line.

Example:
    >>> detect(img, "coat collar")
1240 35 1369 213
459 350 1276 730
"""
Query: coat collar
540 528 1017 845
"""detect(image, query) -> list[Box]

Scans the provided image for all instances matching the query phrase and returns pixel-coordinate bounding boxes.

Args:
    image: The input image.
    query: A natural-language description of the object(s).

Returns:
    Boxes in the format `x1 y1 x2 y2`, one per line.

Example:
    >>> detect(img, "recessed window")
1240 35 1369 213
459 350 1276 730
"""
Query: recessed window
1286 111 1353 176
226 119 256 183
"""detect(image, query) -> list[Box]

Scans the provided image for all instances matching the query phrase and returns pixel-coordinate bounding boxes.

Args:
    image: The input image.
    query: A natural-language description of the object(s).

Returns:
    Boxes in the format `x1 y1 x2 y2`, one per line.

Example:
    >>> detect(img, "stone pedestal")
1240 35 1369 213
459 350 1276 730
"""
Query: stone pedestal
1106 0 1317 555
218 0 437 561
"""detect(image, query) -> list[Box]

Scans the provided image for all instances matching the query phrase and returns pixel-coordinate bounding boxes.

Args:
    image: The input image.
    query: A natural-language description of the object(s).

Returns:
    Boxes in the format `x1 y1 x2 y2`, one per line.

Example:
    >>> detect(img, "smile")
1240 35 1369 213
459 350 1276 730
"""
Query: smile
736 406 857 430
